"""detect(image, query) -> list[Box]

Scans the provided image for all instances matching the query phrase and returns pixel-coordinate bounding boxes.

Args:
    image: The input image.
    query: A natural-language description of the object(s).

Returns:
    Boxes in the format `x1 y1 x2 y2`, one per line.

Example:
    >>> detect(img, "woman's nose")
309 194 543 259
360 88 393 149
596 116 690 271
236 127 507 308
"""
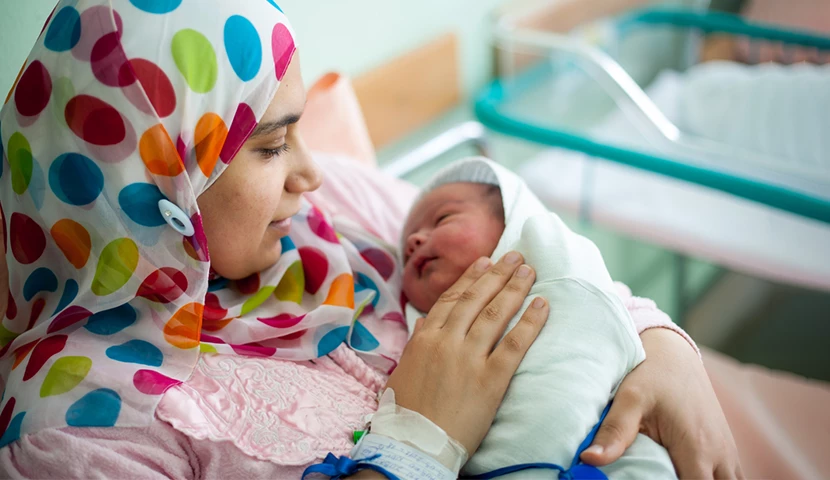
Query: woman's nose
285 133 323 194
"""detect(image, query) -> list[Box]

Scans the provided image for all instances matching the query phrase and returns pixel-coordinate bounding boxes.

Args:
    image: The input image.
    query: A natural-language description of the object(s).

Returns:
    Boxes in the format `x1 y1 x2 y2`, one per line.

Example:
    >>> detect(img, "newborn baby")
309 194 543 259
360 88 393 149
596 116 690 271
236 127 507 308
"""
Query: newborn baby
401 158 677 479
402 182 505 313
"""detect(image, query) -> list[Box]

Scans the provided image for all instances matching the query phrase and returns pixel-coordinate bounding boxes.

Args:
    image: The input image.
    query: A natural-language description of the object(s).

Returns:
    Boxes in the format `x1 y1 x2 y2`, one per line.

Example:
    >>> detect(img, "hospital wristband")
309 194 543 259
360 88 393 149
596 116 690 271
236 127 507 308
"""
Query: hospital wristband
349 433 457 480
369 388 469 473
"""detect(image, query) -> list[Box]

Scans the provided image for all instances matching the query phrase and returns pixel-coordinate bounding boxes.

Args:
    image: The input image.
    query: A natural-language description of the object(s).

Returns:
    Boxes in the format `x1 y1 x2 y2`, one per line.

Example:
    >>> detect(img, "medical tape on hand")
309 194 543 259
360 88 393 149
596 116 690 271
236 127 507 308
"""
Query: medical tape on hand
367 388 469 473
350 433 456 480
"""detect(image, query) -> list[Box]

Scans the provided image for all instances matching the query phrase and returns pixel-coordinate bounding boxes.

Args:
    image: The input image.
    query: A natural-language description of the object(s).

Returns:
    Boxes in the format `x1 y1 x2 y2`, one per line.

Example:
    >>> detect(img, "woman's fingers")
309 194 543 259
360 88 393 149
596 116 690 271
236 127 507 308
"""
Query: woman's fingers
712 444 743 479
443 252 525 334
488 296 548 381
672 436 742 479
580 387 645 466
733 462 746 480
714 462 738 480
423 256 492 329
673 452 713 480
465 264 536 350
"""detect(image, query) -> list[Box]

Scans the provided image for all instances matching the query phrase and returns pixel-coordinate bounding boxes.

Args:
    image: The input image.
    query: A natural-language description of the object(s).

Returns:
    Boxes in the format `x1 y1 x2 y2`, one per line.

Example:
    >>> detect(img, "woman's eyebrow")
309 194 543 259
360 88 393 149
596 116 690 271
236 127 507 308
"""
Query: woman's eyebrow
250 112 302 138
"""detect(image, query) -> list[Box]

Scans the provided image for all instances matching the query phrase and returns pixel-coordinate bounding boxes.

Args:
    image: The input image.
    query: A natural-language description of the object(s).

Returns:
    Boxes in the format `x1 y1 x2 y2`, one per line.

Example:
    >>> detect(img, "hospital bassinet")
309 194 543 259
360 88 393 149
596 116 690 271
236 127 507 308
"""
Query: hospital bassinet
478 4 830 222
474 2 830 294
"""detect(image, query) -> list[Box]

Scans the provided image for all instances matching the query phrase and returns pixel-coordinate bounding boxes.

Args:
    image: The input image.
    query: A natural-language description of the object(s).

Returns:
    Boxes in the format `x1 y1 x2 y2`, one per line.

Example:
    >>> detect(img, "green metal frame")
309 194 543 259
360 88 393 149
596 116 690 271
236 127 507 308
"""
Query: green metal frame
476 7 830 224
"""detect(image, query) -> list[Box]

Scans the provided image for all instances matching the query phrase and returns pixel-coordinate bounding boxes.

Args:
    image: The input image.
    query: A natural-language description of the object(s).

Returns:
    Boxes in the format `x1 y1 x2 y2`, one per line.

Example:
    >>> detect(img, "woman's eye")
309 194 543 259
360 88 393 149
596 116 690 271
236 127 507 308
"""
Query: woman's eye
258 143 291 159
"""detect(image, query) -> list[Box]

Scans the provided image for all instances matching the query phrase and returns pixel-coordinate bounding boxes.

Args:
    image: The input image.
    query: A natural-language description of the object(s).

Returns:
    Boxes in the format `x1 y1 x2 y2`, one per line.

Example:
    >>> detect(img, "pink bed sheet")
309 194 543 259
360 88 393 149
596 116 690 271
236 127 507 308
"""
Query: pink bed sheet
703 347 830 479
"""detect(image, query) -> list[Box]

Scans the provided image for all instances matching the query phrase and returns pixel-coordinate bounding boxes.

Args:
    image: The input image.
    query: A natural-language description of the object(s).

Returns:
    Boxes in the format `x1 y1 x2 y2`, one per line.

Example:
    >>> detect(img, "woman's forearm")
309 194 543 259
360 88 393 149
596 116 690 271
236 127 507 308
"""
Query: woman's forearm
614 282 700 358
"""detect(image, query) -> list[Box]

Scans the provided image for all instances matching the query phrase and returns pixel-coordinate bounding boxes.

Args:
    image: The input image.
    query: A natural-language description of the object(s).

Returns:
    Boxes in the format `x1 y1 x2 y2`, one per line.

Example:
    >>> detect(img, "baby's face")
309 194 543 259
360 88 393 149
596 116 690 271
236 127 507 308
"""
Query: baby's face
401 183 505 313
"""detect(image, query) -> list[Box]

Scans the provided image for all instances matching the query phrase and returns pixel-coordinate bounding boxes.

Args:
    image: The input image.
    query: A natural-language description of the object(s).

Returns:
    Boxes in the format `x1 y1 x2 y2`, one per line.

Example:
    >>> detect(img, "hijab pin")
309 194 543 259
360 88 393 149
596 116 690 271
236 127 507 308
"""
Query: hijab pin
158 199 196 237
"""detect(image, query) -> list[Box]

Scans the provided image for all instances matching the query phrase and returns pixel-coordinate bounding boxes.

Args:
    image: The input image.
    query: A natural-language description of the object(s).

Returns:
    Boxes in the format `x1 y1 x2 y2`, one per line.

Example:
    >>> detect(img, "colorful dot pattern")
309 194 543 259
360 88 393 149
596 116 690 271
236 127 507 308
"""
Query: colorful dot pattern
0 0 406 446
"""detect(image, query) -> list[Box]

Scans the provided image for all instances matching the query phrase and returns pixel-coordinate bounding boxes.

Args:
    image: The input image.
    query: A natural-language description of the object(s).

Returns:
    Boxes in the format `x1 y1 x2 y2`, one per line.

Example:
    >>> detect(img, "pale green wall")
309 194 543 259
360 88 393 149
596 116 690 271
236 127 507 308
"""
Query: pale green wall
282 0 511 94
0 0 57 95
1 0 514 97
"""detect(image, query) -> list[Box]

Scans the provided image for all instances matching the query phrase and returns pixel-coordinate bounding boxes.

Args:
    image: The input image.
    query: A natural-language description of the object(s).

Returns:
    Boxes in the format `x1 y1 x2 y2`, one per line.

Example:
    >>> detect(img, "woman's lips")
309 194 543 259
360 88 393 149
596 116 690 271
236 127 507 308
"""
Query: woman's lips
269 217 292 235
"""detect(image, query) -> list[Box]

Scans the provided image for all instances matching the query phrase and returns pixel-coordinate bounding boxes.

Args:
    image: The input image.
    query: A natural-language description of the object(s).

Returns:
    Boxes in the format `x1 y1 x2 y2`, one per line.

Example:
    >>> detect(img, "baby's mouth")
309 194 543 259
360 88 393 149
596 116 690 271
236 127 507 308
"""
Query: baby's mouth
416 257 437 277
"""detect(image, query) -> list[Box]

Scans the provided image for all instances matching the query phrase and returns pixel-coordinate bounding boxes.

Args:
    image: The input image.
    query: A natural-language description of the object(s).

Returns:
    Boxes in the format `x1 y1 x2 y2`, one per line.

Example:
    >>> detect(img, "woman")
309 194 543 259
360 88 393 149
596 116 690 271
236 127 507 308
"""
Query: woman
0 1 740 478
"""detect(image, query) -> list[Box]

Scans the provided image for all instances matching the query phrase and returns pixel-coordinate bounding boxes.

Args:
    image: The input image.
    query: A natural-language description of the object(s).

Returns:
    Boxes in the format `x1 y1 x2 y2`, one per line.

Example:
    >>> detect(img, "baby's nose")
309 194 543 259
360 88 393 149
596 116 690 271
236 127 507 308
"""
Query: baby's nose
405 233 425 258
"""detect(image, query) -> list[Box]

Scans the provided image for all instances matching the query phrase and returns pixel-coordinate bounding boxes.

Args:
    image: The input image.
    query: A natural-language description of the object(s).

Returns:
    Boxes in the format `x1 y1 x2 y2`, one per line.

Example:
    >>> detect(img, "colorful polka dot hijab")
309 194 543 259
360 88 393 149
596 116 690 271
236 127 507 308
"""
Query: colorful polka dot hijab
0 0 406 445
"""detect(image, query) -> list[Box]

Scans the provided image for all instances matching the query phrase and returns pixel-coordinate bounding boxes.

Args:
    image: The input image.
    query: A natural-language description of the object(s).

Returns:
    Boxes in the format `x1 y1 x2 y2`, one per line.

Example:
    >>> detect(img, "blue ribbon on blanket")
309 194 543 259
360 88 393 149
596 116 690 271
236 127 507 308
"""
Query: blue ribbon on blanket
460 402 612 480
302 453 400 480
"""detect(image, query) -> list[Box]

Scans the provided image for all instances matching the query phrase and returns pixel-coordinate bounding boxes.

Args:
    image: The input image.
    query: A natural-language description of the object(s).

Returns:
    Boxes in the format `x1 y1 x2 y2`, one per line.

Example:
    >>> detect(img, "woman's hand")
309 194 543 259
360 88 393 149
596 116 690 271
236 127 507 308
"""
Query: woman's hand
385 252 549 455
580 328 744 479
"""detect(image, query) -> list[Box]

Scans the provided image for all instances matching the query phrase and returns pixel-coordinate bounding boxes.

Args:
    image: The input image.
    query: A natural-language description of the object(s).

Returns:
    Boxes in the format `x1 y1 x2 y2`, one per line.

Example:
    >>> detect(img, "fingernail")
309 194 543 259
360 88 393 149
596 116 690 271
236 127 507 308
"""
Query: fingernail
516 265 532 278
475 257 492 271
504 252 521 265
531 297 546 309
584 445 603 456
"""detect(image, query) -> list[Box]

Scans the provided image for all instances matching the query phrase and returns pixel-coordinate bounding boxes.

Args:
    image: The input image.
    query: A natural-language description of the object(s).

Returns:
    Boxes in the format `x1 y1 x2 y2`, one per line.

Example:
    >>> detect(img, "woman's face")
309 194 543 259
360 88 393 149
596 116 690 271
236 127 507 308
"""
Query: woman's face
198 54 322 280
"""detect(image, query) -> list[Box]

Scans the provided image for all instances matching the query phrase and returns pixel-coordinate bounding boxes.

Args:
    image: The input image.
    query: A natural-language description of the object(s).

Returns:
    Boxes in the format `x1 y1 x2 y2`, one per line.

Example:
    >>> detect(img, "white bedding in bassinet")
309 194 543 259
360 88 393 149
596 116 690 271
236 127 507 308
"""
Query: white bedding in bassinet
519 62 830 292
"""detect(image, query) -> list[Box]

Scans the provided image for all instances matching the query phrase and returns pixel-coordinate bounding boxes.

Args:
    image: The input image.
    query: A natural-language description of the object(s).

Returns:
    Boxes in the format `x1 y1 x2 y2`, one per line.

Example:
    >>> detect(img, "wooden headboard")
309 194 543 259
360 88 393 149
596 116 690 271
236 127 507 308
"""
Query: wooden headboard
352 33 461 149
514 0 651 32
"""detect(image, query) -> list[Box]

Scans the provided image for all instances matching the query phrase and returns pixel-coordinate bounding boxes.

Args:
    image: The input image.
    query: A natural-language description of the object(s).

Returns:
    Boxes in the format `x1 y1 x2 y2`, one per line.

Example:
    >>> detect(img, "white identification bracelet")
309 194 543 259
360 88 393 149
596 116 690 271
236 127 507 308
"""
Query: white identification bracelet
350 433 456 480
367 389 469 474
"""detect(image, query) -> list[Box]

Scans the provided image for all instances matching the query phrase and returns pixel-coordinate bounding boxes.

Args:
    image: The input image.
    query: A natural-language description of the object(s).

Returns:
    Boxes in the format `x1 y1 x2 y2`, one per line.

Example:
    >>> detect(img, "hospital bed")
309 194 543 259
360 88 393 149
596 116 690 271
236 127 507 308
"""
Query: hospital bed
468 1 830 297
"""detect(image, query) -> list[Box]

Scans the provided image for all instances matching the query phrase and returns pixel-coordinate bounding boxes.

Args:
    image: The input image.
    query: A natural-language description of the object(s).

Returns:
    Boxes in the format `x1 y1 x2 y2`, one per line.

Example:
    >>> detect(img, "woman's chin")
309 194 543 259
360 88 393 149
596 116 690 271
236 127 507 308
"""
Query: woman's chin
259 242 285 272
211 243 283 280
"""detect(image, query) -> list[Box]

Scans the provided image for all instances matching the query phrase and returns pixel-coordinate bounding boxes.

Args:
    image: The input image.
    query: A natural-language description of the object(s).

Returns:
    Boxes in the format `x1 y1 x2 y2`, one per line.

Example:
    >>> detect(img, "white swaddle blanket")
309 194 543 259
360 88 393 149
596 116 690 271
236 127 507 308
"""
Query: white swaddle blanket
404 158 676 479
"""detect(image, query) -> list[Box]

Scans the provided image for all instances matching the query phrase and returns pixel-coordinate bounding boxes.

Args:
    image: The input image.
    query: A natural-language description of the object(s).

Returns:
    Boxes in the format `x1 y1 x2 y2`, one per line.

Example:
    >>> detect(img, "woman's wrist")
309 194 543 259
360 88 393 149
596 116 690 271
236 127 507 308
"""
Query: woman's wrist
347 433 457 479
302 388 468 480
640 324 701 360
640 328 704 373
306 430 458 480
641 327 696 352
367 389 468 473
